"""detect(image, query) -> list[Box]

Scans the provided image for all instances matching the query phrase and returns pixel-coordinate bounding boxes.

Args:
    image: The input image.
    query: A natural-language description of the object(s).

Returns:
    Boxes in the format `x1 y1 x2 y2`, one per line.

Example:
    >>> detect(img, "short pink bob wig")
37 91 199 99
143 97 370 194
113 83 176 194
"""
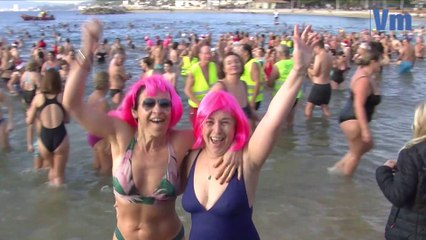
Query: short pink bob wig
192 90 250 151
108 75 183 129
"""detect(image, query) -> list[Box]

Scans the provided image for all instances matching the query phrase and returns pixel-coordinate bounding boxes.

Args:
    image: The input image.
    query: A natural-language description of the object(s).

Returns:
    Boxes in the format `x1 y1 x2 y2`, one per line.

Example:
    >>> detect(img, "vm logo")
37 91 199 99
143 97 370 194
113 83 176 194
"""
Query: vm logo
373 9 412 31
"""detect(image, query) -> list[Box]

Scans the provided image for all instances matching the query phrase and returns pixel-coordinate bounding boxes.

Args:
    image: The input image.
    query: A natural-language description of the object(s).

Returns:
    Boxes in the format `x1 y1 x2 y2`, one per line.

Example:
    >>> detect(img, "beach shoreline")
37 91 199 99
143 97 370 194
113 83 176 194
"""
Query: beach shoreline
125 7 426 20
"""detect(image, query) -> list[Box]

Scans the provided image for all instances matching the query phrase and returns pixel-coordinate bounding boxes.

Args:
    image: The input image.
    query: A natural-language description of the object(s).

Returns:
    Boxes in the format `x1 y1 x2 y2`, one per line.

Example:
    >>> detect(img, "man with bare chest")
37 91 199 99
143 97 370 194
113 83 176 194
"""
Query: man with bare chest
151 40 165 73
109 51 131 106
398 38 416 74
306 39 333 118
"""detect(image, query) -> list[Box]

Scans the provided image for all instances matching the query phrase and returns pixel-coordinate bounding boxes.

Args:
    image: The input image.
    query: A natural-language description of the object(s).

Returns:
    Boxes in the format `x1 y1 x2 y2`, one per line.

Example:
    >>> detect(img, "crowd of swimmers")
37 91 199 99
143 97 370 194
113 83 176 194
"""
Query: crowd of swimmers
0 18 425 239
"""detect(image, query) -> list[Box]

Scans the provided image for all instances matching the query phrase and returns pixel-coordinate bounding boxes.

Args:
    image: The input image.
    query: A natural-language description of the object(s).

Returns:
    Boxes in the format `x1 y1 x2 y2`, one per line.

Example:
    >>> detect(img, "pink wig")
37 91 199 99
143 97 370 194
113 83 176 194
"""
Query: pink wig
108 75 183 129
192 90 250 151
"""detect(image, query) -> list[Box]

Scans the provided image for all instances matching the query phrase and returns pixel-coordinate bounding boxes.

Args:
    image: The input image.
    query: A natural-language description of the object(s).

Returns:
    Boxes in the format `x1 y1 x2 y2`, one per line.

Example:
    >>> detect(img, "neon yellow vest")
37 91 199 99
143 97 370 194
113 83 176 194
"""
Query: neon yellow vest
241 58 264 103
274 59 302 98
181 56 198 76
188 62 217 108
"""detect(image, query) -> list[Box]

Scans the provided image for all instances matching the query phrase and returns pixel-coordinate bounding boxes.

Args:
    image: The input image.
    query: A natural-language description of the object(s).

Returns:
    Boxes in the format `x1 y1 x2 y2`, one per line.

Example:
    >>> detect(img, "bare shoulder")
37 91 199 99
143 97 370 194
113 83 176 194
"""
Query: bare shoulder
33 93 44 107
169 129 194 157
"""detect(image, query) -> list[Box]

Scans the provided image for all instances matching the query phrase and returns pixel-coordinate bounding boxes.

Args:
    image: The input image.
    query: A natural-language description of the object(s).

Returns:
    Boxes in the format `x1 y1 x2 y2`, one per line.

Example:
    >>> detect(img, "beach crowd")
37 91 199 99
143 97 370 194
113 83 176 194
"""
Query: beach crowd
0 16 426 239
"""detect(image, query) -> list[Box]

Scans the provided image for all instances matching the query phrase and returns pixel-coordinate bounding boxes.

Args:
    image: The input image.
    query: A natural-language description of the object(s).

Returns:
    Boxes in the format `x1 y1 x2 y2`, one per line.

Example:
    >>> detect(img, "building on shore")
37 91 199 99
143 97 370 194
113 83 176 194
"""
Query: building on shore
250 0 289 9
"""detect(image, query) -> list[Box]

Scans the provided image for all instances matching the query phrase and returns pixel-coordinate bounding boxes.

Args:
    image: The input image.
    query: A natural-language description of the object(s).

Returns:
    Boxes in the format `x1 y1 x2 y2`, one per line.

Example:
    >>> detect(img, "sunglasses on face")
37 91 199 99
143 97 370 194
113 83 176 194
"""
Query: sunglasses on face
142 98 171 110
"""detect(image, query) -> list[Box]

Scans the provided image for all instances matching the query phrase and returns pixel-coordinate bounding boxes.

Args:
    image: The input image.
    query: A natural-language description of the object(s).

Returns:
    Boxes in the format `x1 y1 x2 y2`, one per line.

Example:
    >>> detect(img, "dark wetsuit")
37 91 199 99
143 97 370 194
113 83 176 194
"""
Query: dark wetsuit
96 52 107 63
22 74 36 105
331 68 345 84
38 95 67 152
339 91 381 123
182 150 260 240
307 83 331 106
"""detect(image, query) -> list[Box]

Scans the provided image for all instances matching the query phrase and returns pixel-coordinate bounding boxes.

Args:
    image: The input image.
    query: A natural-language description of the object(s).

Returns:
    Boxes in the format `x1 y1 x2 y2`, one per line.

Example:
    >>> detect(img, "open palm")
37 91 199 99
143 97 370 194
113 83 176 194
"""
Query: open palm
292 24 318 73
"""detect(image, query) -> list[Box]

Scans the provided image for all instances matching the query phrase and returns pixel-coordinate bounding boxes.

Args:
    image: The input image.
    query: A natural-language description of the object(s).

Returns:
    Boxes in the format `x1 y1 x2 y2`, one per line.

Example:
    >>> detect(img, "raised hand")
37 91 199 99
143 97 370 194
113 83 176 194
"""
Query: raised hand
81 19 103 56
292 24 319 72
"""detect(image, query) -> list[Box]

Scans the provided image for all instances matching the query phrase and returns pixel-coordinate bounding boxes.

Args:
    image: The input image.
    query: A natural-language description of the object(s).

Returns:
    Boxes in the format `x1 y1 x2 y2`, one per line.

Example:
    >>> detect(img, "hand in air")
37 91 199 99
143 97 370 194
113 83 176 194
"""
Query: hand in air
292 24 319 73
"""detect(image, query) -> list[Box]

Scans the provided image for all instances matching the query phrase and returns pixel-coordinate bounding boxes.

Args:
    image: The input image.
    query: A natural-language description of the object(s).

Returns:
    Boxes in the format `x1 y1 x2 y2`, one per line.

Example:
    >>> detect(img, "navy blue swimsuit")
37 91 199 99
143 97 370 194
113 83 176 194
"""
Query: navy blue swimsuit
182 150 260 240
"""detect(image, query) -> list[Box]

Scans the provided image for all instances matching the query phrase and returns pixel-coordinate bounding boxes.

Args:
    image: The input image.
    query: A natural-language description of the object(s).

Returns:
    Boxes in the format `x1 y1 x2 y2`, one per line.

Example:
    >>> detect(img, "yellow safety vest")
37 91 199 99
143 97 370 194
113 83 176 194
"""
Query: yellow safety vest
241 58 264 103
188 62 217 108
274 59 302 98
181 56 198 76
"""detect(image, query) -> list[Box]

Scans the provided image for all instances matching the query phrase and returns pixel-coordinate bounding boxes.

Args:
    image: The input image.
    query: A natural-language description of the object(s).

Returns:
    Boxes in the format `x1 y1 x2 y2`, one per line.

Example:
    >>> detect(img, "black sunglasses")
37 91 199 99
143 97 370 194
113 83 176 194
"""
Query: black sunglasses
142 98 171 110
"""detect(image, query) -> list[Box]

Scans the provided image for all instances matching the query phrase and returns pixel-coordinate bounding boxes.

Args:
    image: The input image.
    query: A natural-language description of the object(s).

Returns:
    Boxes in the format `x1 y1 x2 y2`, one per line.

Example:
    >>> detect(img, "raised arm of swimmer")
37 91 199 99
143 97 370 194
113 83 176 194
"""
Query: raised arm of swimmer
62 20 116 139
248 25 318 168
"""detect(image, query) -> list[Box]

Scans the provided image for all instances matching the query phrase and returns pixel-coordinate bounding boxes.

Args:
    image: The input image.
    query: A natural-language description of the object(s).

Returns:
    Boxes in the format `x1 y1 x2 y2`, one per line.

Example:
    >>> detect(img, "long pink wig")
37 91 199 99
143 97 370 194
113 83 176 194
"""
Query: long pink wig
108 75 183 129
192 90 250 151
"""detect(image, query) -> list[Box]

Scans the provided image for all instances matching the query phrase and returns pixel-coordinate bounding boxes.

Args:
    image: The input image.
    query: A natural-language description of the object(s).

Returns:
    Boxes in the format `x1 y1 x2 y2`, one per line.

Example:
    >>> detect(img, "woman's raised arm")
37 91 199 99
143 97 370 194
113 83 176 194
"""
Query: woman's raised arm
62 20 115 138
247 25 318 170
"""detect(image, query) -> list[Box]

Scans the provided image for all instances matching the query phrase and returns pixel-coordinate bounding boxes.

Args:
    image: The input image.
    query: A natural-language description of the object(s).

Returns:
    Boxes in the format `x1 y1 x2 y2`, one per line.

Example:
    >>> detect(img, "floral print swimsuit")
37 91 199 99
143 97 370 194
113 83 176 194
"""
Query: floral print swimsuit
113 137 179 204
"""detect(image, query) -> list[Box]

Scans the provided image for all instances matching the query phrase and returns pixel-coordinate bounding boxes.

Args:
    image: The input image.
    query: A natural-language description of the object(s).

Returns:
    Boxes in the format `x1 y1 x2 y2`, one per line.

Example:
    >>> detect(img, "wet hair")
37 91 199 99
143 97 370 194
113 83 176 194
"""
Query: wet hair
241 44 253 61
37 50 44 60
218 52 244 79
355 41 384 66
171 42 179 50
26 60 38 72
314 38 325 49
192 90 250 151
142 56 154 68
108 75 182 129
403 101 426 149
41 69 62 94
93 71 109 90
164 59 173 66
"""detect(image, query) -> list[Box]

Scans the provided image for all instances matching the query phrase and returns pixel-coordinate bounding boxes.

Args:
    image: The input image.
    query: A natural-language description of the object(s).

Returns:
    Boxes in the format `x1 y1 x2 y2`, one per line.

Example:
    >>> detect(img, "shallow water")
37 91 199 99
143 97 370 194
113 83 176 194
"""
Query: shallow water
0 10 425 240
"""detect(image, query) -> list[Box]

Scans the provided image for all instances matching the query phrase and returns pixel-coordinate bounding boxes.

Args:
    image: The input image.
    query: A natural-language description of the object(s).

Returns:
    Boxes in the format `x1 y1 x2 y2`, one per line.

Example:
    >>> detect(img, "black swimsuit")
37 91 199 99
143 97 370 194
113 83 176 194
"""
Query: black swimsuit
331 68 345 84
339 92 381 123
38 95 67 152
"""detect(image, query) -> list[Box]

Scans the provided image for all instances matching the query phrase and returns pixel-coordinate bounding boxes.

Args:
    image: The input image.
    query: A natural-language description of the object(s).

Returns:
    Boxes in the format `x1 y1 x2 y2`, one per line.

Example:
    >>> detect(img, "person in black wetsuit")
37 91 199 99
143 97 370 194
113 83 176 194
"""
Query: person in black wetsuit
330 51 347 90
26 69 69 186
328 41 384 177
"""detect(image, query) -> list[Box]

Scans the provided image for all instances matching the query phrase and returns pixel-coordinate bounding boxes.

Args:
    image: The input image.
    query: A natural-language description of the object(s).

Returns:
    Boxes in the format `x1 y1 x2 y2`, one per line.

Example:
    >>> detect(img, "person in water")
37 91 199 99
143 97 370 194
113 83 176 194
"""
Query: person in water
0 89 14 152
376 101 426 239
181 24 318 239
209 52 257 130
63 19 239 240
86 71 112 175
329 41 384 177
26 69 70 186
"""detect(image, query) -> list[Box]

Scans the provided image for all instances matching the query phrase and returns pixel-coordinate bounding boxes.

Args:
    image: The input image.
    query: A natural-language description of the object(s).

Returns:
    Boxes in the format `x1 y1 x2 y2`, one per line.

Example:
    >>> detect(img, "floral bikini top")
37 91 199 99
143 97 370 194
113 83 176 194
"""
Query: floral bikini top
112 137 179 204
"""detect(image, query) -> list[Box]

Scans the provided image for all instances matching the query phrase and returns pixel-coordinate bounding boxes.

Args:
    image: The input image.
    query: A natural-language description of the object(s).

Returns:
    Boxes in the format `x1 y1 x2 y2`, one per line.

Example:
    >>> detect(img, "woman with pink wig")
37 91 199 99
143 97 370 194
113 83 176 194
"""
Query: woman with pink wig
181 24 319 239
63 20 237 240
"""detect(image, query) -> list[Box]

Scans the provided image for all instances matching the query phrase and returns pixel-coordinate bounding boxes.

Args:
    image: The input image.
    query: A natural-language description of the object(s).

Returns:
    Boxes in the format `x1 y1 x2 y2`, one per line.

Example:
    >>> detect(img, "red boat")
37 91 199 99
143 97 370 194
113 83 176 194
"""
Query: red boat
21 14 55 21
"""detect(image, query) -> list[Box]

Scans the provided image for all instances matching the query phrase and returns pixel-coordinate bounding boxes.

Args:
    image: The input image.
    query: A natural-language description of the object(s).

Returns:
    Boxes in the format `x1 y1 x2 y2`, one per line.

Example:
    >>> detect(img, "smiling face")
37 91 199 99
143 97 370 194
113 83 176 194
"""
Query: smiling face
223 54 243 76
132 90 172 137
202 111 235 157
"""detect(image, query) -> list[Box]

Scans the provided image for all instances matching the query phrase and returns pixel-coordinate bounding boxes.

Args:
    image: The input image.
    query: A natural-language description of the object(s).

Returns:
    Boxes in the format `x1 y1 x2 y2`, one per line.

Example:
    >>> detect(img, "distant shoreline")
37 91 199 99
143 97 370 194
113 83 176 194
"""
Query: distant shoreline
126 8 426 20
